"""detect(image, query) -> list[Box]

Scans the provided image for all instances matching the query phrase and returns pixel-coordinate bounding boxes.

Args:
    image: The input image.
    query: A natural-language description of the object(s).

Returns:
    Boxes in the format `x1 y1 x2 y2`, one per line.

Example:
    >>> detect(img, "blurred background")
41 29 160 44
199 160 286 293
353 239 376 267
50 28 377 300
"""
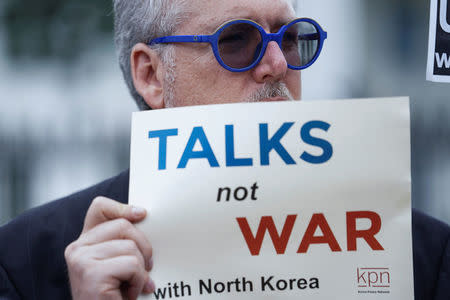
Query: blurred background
1 0 449 225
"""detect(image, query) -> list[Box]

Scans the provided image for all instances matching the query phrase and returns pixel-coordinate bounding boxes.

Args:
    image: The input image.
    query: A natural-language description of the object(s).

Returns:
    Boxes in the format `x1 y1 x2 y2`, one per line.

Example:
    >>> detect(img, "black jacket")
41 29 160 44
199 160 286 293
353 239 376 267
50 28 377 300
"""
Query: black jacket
0 170 449 299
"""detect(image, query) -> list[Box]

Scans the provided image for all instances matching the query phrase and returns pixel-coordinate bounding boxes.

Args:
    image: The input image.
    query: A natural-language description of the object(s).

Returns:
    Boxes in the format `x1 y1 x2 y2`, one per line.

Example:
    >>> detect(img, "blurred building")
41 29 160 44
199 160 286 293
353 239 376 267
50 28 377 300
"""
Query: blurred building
1 0 450 224
0 1 135 222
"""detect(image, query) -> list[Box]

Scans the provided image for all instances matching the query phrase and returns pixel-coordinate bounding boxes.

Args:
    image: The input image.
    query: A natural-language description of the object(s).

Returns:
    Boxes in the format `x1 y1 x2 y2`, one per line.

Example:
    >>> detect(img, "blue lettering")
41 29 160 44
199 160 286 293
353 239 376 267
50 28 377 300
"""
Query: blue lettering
225 125 253 167
148 129 178 170
300 121 333 164
177 127 219 168
259 122 296 165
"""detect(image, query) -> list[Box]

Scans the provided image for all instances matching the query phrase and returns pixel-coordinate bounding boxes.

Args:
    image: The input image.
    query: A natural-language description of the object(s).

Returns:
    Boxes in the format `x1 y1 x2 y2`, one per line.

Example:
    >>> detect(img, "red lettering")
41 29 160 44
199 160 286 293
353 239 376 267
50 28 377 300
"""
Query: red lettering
236 215 297 255
346 211 384 251
297 213 342 253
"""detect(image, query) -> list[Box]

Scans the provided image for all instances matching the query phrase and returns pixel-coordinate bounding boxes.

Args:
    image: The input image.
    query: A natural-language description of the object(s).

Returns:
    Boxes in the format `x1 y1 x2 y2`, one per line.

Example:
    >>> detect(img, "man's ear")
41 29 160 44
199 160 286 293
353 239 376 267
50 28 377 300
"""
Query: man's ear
131 43 166 109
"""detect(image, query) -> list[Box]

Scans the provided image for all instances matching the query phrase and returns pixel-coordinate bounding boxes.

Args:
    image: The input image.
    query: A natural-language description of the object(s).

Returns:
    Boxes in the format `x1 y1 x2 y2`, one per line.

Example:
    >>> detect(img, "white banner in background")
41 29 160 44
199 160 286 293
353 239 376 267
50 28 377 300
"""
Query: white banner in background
130 98 413 299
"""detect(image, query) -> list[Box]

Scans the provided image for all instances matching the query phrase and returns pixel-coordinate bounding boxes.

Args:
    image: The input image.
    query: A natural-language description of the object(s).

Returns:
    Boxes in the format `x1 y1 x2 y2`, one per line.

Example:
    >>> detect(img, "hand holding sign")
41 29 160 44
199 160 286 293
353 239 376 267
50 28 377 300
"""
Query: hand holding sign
65 197 155 300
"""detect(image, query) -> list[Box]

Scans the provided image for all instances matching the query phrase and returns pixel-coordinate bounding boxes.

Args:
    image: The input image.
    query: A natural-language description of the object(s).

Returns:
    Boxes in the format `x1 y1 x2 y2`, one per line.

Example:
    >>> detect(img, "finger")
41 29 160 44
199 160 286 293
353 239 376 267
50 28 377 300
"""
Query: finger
143 278 156 294
78 218 153 270
84 240 146 270
83 196 147 232
99 255 149 300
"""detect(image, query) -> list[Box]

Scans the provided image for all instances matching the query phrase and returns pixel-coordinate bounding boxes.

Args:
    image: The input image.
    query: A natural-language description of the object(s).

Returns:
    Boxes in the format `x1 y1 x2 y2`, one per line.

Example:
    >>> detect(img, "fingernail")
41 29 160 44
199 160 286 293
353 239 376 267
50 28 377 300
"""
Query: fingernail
132 206 146 218
145 279 155 293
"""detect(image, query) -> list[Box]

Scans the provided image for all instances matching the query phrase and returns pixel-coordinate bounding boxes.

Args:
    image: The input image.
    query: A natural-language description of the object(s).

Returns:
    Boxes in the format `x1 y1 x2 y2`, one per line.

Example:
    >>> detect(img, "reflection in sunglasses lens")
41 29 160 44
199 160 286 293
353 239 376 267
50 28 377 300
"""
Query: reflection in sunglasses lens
282 21 319 67
218 22 262 69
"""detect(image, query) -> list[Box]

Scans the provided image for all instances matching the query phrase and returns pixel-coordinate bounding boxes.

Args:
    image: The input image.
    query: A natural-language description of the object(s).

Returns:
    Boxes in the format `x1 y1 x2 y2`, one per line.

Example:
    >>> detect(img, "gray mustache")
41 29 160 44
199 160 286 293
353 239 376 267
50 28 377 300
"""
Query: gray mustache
247 82 294 102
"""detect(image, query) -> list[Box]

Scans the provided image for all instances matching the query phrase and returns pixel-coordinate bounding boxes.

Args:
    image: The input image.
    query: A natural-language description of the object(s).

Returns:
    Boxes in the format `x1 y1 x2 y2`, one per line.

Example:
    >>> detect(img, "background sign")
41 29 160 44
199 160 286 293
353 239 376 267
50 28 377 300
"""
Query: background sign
130 98 414 299
427 0 450 82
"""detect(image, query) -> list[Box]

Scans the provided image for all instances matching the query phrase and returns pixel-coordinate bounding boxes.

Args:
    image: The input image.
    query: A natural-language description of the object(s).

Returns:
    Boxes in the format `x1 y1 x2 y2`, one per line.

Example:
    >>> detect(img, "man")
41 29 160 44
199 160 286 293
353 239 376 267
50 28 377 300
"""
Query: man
0 0 449 299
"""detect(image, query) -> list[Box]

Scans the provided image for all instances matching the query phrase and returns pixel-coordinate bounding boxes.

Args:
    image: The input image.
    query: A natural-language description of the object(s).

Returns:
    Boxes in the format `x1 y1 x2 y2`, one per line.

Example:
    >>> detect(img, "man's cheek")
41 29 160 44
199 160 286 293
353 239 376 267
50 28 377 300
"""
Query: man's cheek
289 73 301 99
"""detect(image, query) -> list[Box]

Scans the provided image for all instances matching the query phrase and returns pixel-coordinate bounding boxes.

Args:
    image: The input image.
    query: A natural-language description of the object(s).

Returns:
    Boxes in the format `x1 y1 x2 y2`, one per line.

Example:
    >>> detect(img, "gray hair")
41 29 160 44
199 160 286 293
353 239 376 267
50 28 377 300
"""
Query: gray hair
113 0 188 110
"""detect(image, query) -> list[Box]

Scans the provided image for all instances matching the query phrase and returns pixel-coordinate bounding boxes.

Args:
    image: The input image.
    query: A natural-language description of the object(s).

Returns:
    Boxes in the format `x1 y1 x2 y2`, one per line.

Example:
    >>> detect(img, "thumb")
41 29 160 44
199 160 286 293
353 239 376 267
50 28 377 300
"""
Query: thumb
82 196 147 233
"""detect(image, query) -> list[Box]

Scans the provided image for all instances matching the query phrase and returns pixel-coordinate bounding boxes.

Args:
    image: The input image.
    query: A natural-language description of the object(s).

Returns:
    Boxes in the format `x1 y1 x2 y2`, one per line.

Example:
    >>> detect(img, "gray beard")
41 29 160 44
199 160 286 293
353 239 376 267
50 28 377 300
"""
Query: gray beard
162 66 176 108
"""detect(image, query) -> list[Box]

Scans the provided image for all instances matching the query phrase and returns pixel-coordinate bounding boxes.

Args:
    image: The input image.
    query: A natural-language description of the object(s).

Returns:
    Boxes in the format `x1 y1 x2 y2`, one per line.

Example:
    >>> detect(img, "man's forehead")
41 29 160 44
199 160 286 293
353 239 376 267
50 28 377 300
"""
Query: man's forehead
181 0 296 33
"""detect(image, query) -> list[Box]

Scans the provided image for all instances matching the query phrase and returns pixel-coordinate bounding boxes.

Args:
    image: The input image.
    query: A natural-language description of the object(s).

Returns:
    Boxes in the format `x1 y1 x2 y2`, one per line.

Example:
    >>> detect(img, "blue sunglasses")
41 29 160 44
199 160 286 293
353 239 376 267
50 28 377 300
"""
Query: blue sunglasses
149 18 327 72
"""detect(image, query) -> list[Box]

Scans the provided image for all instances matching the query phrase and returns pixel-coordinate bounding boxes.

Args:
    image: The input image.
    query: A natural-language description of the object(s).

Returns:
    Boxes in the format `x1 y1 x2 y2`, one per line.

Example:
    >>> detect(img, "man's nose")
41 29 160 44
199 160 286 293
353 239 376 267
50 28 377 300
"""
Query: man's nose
251 41 288 83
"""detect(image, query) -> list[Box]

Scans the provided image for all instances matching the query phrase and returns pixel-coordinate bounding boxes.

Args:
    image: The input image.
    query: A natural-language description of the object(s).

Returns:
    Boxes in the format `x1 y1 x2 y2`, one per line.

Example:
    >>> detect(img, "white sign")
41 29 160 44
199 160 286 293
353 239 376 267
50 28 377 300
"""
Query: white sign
427 0 450 82
130 98 414 299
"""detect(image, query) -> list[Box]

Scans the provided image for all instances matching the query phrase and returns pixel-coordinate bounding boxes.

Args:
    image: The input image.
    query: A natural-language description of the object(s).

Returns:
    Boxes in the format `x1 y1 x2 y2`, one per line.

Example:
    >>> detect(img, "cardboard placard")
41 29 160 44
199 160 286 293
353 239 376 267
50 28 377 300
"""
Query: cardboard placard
130 98 413 299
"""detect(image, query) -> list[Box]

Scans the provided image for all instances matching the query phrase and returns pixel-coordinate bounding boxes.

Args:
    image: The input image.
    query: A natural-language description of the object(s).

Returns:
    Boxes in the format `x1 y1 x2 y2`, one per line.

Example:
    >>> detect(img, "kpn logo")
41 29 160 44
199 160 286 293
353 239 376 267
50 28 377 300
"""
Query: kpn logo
435 0 450 73
357 267 391 294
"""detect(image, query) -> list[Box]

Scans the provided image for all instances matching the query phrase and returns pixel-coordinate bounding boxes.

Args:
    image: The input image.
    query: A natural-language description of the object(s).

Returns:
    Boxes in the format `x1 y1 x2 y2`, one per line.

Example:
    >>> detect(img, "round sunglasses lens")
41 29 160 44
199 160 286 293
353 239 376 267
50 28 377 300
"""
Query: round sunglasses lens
282 21 319 67
217 22 262 69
